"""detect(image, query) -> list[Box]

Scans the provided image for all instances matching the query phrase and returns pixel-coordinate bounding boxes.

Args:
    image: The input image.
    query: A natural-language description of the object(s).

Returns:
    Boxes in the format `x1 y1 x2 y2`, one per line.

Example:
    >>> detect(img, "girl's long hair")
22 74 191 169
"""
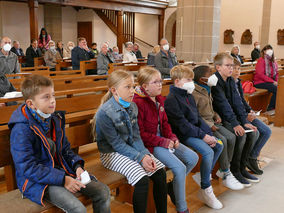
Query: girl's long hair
92 70 133 139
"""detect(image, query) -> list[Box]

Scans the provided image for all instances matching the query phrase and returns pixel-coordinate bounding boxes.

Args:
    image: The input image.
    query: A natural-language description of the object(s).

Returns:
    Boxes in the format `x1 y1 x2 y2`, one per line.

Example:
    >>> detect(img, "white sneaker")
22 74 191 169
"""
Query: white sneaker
193 172 212 187
222 172 244 190
198 186 223 209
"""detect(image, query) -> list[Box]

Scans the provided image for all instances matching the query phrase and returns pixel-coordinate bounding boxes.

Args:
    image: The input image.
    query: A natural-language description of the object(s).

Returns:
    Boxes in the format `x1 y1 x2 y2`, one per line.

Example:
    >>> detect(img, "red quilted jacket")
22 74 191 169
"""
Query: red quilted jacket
133 86 178 153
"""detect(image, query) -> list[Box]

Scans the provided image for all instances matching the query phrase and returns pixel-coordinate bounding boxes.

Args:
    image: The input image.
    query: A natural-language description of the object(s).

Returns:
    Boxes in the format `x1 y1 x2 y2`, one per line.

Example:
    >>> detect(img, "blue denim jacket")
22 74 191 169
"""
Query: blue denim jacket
95 96 150 163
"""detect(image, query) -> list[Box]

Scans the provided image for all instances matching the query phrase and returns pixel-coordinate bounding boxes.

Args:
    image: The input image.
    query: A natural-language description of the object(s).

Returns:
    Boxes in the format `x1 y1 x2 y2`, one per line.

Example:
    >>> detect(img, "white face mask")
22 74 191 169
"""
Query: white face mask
50 46 55 50
3 43 11 52
256 45 260 50
182 81 195 94
68 46 73 50
163 44 169 51
266 49 273 57
36 109 51 119
207 74 218 87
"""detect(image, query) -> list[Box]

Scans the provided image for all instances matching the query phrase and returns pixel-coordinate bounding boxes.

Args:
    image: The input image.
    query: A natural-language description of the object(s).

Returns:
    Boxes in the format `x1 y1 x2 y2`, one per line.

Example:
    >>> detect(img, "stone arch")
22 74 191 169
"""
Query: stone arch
165 10 177 47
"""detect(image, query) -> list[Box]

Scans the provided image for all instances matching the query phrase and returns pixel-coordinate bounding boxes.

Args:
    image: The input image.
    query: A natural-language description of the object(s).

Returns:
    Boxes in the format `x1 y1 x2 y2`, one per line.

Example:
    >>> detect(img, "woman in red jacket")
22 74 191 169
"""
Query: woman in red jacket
254 45 278 110
133 67 198 213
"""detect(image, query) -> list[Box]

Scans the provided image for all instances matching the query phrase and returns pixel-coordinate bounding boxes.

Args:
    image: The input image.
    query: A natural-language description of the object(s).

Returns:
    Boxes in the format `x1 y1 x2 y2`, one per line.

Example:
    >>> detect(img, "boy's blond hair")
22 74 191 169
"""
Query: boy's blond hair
213 52 233 67
233 58 241 67
21 75 53 101
170 65 194 83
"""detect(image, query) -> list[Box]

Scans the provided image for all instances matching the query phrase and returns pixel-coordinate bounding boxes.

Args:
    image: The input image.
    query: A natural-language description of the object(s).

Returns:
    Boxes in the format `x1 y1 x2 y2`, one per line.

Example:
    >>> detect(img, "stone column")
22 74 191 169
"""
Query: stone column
176 0 221 62
260 0 272 48
44 4 62 42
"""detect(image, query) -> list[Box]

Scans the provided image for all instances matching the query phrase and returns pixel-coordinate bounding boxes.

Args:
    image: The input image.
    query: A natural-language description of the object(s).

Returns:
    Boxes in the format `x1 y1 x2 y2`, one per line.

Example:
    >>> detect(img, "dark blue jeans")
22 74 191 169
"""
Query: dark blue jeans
250 118 271 158
254 82 277 110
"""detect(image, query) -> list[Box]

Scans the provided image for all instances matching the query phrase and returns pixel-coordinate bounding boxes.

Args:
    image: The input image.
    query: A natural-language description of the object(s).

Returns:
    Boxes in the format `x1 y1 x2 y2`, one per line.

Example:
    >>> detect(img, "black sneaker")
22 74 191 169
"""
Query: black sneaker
232 172 251 187
241 169 260 183
247 158 263 175
167 181 176 205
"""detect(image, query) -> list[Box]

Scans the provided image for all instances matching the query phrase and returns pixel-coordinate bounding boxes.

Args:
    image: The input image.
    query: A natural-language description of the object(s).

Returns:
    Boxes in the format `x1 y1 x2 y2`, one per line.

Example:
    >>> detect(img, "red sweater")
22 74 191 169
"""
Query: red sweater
133 86 178 153
254 57 278 85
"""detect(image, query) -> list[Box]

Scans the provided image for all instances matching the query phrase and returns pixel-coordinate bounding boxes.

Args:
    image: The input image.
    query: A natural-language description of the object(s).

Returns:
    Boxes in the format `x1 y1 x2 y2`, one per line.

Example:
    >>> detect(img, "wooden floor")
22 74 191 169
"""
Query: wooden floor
0 143 230 213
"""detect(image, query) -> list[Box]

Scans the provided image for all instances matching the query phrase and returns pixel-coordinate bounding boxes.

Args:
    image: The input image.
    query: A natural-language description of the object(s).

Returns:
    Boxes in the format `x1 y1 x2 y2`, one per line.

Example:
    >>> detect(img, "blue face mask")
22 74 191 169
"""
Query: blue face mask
117 92 131 108
36 109 51 119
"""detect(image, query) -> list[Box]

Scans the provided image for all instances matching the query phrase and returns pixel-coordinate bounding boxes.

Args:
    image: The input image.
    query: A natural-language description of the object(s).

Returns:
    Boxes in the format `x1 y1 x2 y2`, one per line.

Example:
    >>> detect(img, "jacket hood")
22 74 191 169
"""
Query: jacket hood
8 104 66 130
134 86 165 103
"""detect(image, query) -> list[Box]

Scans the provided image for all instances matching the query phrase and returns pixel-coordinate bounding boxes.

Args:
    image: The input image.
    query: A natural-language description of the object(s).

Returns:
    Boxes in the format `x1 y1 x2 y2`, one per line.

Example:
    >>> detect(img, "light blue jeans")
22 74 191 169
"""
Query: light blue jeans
183 137 223 189
153 143 198 212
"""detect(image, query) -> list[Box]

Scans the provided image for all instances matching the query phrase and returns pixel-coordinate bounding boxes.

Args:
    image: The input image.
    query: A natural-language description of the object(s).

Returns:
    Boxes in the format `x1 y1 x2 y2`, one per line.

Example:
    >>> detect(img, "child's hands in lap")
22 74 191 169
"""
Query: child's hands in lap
64 176 86 193
76 167 85 180
142 155 156 172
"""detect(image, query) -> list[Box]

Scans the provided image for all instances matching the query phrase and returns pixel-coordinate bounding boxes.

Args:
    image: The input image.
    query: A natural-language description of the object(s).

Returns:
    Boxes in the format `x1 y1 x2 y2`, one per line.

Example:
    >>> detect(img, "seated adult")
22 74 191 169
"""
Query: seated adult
0 36 20 75
254 44 278 111
56 41 64 60
170 46 178 64
123 41 138 63
91 42 99 57
25 39 42 67
230 45 243 64
154 38 178 78
0 73 16 107
133 43 143 59
63 41 74 59
97 43 115 75
11 40 24 56
112 46 123 61
147 45 160 66
251 41 261 62
38 27 51 52
44 40 60 71
71 37 95 73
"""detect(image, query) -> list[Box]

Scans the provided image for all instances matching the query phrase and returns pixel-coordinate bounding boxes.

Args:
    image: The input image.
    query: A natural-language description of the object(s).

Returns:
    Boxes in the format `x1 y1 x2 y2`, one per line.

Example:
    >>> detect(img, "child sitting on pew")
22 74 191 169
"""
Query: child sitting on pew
164 65 224 210
94 70 167 213
231 58 271 175
9 75 110 213
192 65 244 191
133 67 199 213
211 53 260 186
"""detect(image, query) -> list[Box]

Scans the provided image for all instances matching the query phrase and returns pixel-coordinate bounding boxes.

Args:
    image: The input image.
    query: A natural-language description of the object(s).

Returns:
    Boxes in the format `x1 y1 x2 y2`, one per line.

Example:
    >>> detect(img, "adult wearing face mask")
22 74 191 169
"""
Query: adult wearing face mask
155 38 178 78
123 42 138 63
97 43 115 75
0 36 20 75
38 28 51 52
251 41 261 62
254 45 278 111
44 40 60 71
63 41 74 59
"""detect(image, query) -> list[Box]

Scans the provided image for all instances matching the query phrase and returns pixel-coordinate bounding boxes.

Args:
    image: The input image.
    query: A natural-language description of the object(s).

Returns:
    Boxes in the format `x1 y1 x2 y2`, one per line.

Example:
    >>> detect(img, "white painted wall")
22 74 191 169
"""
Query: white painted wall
0 1 44 52
135 13 159 57
62 6 77 46
219 0 263 58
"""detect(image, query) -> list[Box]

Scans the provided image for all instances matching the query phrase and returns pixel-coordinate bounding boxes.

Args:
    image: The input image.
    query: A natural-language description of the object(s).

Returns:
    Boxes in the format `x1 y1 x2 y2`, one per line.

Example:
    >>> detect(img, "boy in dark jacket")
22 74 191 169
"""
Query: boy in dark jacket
8 75 110 213
165 65 223 210
211 53 260 186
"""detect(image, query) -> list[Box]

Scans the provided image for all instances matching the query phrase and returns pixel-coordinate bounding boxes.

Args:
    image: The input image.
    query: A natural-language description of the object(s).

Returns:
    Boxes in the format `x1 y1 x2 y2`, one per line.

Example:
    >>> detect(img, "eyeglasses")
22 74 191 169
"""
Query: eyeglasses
223 64 234 68
148 80 163 86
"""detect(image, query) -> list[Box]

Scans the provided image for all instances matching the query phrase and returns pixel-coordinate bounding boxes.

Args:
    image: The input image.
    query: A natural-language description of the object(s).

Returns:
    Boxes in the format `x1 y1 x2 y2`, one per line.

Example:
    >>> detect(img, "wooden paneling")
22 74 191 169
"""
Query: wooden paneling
77 22 93 46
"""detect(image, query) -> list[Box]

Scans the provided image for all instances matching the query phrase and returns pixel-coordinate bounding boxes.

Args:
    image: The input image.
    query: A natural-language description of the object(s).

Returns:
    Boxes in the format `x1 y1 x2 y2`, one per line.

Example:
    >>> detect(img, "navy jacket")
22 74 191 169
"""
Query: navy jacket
8 104 83 205
71 46 94 70
235 79 252 113
211 71 249 128
25 46 42 67
11 47 25 56
164 86 212 142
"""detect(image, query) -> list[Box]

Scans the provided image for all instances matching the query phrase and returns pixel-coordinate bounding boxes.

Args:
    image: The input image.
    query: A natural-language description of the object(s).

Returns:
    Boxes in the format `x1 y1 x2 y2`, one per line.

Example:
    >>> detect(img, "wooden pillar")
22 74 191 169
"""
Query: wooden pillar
158 11 164 43
28 0 39 40
117 10 124 53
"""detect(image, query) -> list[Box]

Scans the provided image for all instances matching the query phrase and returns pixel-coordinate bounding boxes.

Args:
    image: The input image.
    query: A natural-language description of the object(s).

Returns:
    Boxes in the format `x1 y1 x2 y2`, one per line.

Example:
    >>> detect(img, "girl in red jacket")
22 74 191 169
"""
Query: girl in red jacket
133 67 198 213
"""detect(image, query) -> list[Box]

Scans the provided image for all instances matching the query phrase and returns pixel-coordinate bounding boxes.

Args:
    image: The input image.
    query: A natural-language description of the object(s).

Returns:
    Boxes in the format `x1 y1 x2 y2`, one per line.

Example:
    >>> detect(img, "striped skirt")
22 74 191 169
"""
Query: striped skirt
100 152 165 186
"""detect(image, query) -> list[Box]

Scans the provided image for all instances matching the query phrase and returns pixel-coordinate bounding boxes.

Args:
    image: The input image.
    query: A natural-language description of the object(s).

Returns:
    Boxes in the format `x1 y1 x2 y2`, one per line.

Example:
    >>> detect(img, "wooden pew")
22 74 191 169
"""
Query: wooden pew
55 59 72 71
108 62 148 74
274 75 284 127
79 60 97 75
34 57 45 67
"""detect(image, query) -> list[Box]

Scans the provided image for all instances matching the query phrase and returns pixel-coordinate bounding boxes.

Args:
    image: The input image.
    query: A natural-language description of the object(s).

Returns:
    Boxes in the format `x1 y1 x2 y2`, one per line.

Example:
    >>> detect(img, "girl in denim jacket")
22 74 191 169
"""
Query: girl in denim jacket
94 70 167 213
